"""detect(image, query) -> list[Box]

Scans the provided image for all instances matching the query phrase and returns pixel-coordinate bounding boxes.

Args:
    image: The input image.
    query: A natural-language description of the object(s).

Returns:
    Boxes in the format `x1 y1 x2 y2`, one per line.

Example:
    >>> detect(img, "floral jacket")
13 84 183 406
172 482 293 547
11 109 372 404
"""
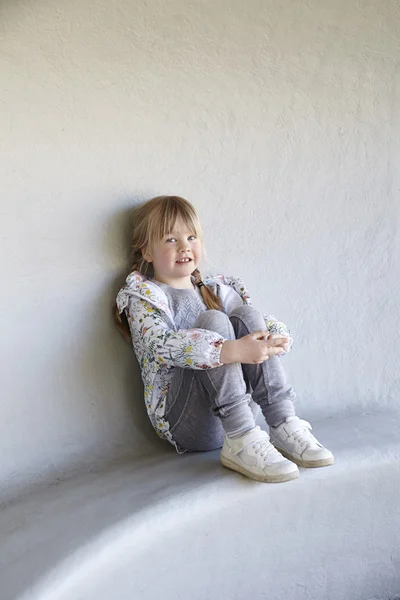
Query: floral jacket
116 271 292 452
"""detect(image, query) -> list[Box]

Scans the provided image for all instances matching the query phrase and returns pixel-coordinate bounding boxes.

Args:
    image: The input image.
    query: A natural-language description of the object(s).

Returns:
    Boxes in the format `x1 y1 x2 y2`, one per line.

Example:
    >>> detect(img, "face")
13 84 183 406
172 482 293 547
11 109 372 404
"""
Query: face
143 216 203 288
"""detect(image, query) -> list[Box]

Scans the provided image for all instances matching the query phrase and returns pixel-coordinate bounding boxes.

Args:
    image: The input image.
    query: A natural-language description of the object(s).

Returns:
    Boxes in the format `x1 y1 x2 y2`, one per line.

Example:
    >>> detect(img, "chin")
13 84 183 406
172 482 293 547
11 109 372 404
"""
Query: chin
174 263 197 273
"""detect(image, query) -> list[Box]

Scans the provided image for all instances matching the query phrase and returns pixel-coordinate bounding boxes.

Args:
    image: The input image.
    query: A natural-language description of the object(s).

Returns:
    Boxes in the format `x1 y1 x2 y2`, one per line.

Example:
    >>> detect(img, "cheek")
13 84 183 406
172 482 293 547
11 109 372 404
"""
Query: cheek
159 247 176 266
151 247 170 269
195 244 203 260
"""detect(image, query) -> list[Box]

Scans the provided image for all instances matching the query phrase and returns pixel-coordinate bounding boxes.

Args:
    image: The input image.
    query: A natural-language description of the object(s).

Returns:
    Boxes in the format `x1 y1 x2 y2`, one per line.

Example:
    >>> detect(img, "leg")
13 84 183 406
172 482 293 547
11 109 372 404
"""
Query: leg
229 305 296 427
229 307 334 468
165 310 256 452
166 308 300 482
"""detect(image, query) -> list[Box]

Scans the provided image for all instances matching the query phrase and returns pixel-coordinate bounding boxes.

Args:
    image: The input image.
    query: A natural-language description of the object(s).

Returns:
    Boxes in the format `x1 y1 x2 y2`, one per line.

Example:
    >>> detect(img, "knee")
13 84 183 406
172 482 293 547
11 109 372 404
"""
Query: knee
230 304 263 320
196 309 232 336
230 305 265 330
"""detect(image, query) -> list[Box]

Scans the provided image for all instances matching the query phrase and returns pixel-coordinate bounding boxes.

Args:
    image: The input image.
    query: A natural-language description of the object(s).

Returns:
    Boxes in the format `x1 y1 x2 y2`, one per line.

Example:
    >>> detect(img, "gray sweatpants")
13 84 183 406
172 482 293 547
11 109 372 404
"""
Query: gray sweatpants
165 305 296 452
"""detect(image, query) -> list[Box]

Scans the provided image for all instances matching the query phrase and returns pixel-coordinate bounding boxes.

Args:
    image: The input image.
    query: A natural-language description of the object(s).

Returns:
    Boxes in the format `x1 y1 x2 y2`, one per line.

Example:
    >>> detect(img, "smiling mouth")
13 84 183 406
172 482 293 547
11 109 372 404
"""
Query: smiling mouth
176 258 192 264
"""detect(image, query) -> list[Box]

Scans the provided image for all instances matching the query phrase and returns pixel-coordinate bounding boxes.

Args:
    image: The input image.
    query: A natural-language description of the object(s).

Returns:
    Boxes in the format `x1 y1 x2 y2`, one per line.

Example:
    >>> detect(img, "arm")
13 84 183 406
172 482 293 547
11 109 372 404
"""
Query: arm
220 331 287 365
263 314 293 354
209 277 293 357
128 299 225 369
214 277 294 354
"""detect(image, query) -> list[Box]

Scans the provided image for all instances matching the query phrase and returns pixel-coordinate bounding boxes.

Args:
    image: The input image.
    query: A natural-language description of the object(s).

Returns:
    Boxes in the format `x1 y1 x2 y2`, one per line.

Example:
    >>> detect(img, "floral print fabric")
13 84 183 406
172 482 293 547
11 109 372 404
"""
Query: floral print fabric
116 271 292 452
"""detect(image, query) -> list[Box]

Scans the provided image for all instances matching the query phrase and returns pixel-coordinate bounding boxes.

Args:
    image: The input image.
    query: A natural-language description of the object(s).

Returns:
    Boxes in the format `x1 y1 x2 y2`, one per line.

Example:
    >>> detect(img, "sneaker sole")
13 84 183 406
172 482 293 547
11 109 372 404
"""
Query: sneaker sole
220 456 300 483
275 447 335 468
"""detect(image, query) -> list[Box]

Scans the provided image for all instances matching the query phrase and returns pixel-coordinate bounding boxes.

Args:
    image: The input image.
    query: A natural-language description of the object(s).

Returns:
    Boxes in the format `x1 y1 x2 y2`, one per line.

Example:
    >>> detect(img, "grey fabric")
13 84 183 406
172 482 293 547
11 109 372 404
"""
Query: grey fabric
165 305 296 452
154 281 207 329
230 306 296 428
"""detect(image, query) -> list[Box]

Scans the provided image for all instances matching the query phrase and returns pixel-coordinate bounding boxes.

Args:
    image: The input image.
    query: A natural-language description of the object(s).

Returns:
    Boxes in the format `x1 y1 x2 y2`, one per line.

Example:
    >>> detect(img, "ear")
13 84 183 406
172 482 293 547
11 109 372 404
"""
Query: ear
141 246 152 263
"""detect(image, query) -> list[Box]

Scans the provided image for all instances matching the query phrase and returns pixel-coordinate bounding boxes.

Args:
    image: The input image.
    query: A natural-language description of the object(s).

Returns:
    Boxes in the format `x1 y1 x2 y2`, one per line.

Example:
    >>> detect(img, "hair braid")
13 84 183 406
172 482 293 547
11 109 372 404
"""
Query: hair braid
115 250 150 342
192 268 223 311
114 305 131 342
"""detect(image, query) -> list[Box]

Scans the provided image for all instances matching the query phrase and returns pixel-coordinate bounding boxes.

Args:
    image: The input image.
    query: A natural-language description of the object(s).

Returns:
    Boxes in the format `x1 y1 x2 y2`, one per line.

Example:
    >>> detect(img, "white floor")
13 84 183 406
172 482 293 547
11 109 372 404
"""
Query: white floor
1 412 400 600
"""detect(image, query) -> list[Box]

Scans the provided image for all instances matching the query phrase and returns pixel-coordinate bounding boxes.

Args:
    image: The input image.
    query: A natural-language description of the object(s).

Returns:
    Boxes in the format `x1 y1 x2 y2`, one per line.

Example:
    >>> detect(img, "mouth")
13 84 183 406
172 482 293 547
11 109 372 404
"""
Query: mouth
176 257 192 264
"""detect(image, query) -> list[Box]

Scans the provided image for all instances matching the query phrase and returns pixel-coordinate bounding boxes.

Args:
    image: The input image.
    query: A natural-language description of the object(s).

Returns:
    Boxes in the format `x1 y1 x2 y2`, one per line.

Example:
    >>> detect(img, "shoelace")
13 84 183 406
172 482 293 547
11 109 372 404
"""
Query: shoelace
289 426 319 449
252 438 280 462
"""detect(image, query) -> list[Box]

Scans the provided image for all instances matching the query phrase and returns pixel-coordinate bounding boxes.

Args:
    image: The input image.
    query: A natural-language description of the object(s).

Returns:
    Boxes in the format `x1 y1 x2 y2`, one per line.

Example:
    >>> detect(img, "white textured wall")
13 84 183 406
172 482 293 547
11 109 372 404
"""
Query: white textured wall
1 0 399 496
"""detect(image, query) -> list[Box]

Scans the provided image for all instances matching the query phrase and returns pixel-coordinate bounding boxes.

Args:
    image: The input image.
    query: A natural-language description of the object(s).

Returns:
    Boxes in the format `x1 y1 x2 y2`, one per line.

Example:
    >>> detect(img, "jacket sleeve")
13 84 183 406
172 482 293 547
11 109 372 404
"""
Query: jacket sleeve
127 299 225 369
263 314 293 354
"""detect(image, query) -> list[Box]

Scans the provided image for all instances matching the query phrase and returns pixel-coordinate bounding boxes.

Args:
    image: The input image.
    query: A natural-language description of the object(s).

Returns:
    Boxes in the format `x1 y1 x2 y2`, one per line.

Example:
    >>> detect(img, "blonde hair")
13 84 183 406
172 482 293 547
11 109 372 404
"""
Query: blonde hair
115 195 222 340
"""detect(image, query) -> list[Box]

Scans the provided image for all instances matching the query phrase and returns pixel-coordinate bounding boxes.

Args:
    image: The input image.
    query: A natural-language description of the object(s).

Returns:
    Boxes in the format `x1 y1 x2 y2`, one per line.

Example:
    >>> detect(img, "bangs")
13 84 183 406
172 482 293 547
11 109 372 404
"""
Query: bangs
149 196 202 244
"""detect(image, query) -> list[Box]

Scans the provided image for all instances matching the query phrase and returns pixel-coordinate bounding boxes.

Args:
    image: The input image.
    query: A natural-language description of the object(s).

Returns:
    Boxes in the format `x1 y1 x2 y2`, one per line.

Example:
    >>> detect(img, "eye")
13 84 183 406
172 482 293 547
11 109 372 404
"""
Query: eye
188 235 196 241
166 237 177 243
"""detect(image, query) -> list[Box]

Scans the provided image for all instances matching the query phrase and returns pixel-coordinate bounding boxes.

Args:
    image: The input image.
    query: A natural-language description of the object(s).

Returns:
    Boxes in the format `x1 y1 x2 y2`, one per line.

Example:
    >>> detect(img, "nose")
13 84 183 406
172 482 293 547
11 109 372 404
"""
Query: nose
178 241 190 252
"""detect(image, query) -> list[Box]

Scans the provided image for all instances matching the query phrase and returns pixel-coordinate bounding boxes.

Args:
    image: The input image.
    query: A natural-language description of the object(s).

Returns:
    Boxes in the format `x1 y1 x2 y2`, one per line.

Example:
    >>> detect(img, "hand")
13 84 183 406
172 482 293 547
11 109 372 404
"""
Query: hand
268 333 290 353
220 331 287 365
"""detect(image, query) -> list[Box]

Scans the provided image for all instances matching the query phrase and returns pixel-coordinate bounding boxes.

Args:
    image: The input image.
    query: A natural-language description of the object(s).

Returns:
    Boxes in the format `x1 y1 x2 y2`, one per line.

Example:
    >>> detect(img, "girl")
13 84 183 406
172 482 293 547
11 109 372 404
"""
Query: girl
116 196 334 483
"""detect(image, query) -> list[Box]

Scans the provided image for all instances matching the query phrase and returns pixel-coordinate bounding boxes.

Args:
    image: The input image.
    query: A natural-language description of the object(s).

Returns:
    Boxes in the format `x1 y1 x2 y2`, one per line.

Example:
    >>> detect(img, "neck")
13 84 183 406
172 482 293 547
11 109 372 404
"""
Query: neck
154 273 194 289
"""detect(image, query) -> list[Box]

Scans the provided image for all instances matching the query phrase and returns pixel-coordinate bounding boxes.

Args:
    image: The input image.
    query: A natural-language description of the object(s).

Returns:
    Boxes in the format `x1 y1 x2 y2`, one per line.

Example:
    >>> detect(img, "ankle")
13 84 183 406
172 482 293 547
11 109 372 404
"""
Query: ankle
226 425 257 440
270 415 297 429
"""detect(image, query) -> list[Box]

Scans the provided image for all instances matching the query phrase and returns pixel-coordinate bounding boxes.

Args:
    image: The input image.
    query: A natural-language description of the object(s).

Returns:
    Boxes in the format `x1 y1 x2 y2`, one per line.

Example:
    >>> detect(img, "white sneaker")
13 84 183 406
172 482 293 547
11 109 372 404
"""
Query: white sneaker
270 417 335 468
220 426 300 483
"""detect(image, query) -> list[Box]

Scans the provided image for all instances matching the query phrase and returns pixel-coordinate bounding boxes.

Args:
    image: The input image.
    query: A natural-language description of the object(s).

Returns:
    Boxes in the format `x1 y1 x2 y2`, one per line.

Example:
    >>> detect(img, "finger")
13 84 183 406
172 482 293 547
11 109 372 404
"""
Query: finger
267 347 285 356
269 333 289 340
266 337 287 347
251 330 270 340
